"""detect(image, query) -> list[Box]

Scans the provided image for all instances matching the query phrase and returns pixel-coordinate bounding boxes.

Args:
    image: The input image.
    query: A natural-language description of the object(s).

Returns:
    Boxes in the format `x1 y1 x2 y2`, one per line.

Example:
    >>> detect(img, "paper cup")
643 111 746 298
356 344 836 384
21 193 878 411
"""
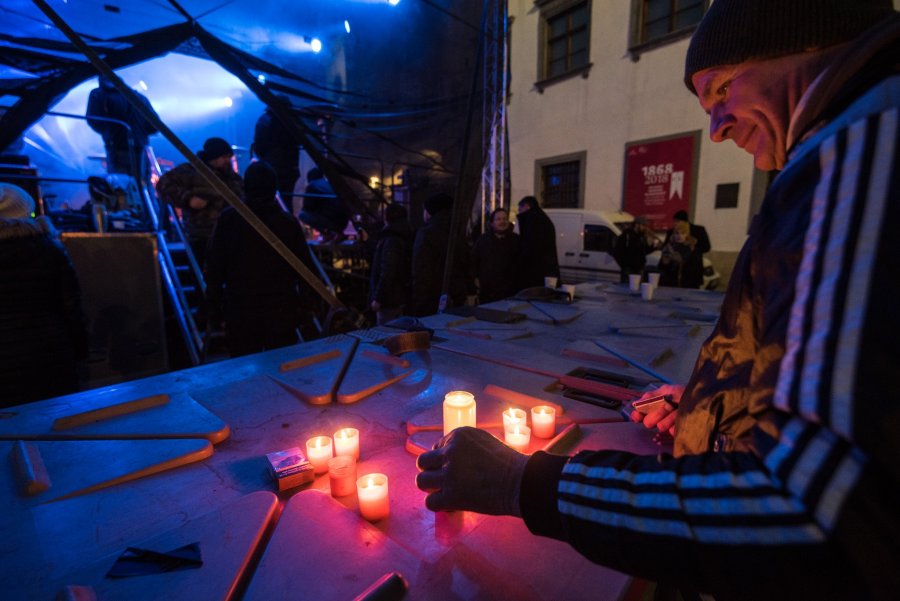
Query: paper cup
544 276 558 288
561 283 576 300
648 272 661 288
641 282 654 301
628 274 642 293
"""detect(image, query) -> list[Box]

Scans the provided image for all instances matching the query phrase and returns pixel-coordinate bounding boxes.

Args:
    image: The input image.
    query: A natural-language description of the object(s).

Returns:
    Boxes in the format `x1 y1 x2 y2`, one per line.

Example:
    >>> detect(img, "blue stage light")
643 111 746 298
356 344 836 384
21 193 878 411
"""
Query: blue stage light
311 38 322 53
388 0 400 5
344 20 351 34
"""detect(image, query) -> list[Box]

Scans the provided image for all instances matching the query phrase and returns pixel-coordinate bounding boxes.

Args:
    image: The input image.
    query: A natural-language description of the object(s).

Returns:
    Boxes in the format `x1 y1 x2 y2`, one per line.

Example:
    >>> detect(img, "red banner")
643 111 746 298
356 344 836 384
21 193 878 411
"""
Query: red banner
623 133 698 231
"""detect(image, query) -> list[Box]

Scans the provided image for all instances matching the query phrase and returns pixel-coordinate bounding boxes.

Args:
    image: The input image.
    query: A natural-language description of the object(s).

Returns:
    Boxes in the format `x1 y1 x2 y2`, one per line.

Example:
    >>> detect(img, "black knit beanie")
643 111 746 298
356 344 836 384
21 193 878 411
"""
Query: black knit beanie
202 136 234 160
243 161 278 202
684 0 896 94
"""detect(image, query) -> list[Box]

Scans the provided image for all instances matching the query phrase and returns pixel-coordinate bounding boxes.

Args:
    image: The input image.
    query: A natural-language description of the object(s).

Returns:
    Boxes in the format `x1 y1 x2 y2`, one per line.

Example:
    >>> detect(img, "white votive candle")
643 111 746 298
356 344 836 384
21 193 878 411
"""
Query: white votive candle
333 427 360 461
531 405 556 438
328 455 357 497
502 407 527 431
504 424 531 453
357 473 390 521
443 391 476 435
305 436 333 474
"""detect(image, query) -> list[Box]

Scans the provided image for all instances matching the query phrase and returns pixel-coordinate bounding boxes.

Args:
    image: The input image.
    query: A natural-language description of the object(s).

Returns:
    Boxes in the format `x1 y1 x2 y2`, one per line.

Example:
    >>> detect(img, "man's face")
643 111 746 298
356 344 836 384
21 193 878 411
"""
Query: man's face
491 210 510 233
691 54 808 171
209 155 232 171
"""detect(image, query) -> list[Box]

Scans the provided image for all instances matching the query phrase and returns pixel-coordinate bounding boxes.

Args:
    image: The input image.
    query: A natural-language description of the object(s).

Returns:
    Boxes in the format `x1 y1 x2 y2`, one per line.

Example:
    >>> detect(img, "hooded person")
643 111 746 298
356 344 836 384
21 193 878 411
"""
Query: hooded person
0 183 88 405
369 202 414 324
156 136 244 269
415 2 900 600
515 196 560 288
205 161 319 357
410 192 474 316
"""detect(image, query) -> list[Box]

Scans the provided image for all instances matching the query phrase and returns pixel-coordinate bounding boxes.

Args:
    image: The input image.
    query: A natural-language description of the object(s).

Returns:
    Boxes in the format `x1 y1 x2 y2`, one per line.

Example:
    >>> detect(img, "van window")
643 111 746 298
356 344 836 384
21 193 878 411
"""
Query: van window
583 224 614 252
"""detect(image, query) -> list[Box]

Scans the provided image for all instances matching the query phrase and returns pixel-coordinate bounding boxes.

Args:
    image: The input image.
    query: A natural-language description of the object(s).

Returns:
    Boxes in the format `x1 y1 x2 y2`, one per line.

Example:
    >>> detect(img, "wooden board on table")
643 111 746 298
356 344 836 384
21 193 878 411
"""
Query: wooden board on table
3 438 213 503
267 338 356 405
508 301 584 325
243 490 423 601
0 393 229 444
51 491 278 601
335 346 413 404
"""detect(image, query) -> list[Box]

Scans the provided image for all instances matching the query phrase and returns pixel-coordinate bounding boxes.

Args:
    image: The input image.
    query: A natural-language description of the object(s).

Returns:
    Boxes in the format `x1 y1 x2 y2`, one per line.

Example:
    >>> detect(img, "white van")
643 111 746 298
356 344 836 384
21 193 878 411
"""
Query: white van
543 208 721 289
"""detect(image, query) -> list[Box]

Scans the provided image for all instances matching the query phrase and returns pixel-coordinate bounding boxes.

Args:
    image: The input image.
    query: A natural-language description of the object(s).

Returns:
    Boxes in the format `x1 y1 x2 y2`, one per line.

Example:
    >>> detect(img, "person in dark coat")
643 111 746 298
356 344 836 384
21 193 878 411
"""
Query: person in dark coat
205 161 318 358
612 215 659 283
410 193 474 316
252 96 300 206
0 184 87 406
156 137 243 270
86 75 160 185
515 196 560 288
664 210 710 288
369 203 414 324
658 220 698 287
473 207 520 303
299 168 352 241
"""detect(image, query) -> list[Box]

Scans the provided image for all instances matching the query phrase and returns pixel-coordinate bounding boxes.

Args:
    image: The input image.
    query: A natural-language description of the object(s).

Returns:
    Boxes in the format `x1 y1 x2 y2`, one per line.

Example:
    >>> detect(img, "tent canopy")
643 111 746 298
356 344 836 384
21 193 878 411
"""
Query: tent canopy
0 0 486 218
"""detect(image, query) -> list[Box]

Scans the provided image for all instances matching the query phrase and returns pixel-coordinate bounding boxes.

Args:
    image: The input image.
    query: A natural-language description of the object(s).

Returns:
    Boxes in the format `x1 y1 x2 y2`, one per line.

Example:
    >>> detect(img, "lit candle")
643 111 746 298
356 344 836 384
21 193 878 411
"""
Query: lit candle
333 427 360 461
328 455 357 497
530 405 557 438
504 424 531 453
305 436 333 474
502 407 527 431
443 391 476 435
357 473 390 521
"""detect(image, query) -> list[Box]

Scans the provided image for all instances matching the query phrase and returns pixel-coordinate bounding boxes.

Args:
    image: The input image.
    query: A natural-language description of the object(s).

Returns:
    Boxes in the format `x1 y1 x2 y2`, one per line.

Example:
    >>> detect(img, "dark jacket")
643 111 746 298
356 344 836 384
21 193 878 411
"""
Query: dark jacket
156 162 243 242
516 207 560 288
299 176 351 235
86 83 159 176
205 195 317 356
370 222 413 310
411 210 473 316
658 239 698 287
664 222 710 288
0 218 87 405
613 226 655 276
473 228 520 303
519 17 900 600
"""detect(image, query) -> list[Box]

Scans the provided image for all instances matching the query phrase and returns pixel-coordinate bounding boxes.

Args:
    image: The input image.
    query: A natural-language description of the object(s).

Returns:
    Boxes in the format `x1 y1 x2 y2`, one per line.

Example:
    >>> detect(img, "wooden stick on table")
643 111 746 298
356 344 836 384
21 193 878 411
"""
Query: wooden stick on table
279 348 342 372
52 393 170 431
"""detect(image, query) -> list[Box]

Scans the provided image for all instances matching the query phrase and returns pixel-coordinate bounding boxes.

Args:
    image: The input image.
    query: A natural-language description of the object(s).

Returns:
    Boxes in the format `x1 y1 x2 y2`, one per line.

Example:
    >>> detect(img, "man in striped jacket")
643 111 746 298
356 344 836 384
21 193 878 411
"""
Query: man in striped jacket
416 1 900 599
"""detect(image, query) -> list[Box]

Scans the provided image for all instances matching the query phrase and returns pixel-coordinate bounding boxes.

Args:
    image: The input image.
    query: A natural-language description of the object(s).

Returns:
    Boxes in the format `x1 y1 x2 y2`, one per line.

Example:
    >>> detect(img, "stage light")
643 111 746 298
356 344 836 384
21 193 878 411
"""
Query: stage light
344 20 351 34
223 96 233 108
138 80 148 91
310 38 322 53
388 0 400 5
257 74 266 84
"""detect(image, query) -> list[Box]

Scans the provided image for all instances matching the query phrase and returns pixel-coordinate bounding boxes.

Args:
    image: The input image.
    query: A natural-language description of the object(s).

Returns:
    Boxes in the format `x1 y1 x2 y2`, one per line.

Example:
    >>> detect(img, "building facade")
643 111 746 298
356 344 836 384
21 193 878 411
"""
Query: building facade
507 0 769 277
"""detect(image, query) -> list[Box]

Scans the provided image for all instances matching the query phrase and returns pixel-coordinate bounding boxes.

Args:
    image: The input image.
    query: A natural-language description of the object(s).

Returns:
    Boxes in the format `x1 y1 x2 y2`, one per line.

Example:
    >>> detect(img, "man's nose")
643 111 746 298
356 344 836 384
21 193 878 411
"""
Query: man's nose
709 105 733 143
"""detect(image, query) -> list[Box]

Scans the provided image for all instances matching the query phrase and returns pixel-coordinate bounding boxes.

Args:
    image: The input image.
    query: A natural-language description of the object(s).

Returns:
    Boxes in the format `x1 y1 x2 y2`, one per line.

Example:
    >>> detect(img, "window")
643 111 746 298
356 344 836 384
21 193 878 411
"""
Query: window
583 224 615 253
536 0 591 88
630 0 705 52
535 152 586 209
714 183 739 209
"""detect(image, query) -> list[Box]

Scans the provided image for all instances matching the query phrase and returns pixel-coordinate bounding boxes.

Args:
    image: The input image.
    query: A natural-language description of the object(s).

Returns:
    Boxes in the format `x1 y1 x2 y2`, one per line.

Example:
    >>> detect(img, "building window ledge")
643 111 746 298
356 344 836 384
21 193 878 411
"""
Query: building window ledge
628 27 695 61
535 63 592 93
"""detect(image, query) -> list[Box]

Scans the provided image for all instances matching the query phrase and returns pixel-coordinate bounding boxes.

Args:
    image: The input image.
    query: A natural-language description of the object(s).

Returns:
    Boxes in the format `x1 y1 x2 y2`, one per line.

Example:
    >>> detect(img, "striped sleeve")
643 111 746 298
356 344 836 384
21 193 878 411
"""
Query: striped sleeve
521 108 900 598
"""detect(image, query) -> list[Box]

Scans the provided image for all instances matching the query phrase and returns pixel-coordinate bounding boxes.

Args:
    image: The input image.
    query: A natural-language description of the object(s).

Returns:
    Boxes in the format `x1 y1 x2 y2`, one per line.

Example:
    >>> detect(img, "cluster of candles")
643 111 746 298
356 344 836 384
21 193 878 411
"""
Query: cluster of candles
443 390 558 451
305 428 389 522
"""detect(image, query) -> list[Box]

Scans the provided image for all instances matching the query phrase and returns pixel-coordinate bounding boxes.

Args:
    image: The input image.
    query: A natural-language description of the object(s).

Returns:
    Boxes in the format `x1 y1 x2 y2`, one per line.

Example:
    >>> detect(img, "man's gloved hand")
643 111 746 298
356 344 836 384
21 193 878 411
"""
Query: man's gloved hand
415 426 529 517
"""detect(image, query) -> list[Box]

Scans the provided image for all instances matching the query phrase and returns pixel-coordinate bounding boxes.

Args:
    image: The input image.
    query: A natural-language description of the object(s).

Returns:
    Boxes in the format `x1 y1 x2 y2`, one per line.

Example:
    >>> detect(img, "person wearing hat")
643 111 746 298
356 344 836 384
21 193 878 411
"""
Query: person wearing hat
414 2 900 599
156 136 244 270
0 183 88 405
205 161 319 357
410 192 474 316
663 209 710 288
612 214 660 284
